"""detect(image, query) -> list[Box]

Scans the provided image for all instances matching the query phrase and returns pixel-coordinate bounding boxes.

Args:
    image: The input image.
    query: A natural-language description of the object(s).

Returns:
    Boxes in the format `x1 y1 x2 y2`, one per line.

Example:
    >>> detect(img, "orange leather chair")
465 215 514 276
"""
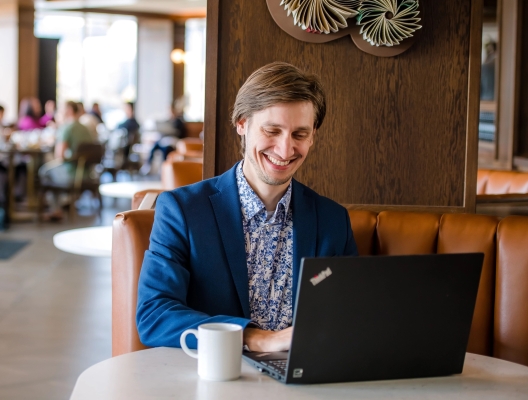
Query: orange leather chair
112 208 528 367
160 159 202 190
477 169 528 203
177 138 203 153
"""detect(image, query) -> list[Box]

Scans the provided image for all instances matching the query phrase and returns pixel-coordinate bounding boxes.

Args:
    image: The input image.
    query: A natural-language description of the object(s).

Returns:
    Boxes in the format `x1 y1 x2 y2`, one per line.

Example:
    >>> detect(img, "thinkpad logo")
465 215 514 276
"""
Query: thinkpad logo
310 267 332 286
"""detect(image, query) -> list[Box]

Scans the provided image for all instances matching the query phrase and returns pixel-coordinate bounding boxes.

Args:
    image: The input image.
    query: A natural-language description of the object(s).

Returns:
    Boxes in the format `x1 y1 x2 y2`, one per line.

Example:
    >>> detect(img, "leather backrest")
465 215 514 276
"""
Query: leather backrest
161 160 203 190
184 122 204 138
176 138 204 154
485 170 528 195
112 210 154 357
437 213 500 355
111 208 528 366
507 173 528 193
477 169 491 195
347 210 377 255
376 211 440 255
495 216 528 366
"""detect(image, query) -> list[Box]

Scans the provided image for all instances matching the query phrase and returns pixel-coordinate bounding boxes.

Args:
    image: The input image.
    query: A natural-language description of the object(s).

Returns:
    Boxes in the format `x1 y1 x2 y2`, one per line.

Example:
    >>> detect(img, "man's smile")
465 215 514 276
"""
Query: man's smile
263 153 294 167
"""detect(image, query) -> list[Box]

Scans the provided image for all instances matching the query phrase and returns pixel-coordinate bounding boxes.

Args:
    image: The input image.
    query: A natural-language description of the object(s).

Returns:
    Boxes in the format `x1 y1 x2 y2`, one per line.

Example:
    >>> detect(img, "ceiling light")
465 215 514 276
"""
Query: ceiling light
171 49 186 64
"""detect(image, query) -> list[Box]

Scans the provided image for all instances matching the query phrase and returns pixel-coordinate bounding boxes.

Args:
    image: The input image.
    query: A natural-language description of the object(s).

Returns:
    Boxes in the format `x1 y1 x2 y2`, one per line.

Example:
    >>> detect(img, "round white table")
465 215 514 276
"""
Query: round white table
53 226 112 257
70 348 528 399
99 181 163 199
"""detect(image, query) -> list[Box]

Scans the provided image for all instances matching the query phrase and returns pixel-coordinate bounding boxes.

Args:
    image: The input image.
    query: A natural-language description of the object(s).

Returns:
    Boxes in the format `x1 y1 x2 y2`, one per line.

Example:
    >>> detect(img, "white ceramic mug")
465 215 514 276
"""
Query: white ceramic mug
180 323 243 381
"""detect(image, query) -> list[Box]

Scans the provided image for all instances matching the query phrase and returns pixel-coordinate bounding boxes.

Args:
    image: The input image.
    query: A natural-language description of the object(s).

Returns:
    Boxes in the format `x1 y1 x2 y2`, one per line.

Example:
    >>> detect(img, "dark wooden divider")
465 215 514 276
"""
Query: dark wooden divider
204 0 483 213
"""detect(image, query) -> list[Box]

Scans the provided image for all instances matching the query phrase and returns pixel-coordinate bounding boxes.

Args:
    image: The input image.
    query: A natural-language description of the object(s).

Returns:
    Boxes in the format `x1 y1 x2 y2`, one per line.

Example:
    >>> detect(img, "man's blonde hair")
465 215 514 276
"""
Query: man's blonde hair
231 62 326 155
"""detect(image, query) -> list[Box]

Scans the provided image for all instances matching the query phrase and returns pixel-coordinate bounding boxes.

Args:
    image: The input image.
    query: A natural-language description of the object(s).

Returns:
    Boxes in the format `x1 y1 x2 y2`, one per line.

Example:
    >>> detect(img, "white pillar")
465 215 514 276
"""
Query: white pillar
136 18 174 124
0 2 19 124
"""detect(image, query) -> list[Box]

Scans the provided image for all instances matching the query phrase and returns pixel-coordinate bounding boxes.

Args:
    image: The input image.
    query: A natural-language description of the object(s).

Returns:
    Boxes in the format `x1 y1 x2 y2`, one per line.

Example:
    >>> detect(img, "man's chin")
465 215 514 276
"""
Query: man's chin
259 170 293 186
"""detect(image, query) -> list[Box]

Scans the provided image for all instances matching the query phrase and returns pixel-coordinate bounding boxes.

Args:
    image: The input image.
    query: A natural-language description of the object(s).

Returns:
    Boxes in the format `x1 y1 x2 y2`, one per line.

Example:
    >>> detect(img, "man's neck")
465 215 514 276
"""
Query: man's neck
242 160 290 212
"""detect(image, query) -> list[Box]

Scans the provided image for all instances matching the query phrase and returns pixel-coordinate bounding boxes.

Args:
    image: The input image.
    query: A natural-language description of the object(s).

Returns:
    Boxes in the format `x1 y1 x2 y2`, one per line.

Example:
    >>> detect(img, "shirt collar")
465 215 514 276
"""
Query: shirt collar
236 161 292 221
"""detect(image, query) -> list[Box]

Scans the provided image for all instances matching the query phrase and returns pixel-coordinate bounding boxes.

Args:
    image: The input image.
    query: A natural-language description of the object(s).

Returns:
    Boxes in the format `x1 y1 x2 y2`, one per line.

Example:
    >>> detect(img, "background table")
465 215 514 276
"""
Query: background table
99 181 163 199
0 147 52 222
53 226 112 257
70 348 528 400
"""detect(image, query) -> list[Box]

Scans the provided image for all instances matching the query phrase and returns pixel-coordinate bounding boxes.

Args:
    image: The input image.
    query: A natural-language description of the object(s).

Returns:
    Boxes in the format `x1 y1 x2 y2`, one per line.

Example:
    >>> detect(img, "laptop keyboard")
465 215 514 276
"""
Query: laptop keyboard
261 360 287 376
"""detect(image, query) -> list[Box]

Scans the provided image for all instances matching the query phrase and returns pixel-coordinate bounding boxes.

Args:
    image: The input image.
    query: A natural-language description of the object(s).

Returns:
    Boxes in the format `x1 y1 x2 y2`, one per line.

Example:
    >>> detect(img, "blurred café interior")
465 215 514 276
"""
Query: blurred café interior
0 0 528 398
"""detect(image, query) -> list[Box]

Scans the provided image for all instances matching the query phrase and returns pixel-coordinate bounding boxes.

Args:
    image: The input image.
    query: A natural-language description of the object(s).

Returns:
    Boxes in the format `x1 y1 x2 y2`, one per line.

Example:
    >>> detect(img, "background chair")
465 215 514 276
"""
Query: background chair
166 138 203 162
101 128 141 180
38 142 104 221
160 159 202 190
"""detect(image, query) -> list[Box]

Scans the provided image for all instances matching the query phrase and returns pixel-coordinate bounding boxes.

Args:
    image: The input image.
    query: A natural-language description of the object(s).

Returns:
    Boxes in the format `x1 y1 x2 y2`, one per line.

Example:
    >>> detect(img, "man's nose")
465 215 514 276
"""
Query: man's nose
275 134 295 159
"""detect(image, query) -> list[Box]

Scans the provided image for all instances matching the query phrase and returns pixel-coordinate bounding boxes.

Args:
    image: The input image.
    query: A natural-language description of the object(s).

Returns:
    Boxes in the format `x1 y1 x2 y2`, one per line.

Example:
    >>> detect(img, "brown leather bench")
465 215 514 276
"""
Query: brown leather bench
112 208 528 367
477 169 528 203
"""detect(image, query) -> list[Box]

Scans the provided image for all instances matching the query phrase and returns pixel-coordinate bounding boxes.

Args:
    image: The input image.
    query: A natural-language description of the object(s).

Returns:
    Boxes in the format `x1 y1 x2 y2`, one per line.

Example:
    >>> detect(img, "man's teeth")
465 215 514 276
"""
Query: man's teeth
267 155 290 166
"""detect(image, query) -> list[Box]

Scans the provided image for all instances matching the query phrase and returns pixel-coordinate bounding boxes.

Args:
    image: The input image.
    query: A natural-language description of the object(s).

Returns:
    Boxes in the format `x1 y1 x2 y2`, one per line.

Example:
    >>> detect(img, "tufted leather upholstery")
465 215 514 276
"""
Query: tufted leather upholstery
495 217 528 366
477 169 528 195
112 208 528 367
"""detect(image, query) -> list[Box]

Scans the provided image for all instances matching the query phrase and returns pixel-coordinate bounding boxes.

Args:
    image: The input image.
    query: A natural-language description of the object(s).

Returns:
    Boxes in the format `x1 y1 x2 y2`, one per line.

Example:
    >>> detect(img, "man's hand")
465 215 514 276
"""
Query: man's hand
243 326 293 352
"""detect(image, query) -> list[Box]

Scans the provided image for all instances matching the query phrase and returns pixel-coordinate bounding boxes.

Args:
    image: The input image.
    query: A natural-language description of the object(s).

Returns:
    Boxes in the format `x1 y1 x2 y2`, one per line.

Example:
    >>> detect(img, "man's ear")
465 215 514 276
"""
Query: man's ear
236 118 247 136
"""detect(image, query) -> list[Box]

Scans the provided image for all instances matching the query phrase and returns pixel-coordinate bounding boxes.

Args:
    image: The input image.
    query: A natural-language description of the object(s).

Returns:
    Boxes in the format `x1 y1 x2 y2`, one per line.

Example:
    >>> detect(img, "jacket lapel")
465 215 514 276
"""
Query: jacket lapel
292 180 317 308
209 164 251 319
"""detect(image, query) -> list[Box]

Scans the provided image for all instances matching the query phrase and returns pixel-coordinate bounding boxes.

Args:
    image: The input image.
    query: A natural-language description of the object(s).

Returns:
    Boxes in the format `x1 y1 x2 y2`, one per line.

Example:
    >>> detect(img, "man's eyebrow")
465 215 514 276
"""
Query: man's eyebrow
261 123 312 131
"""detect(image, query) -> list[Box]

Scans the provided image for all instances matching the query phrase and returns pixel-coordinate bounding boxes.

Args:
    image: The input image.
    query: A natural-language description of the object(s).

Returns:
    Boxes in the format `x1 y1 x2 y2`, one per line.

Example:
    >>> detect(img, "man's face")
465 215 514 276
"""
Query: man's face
63 104 75 120
237 101 316 187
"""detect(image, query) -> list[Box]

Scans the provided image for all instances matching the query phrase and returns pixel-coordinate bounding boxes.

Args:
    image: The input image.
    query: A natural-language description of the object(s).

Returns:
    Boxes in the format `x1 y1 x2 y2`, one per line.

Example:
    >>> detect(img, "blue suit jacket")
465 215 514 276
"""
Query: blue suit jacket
136 163 358 348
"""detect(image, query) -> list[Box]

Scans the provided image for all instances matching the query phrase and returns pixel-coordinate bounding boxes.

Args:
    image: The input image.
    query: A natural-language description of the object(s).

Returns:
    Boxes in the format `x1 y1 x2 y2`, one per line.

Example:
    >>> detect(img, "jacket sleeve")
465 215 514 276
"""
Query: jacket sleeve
344 208 359 257
136 191 251 349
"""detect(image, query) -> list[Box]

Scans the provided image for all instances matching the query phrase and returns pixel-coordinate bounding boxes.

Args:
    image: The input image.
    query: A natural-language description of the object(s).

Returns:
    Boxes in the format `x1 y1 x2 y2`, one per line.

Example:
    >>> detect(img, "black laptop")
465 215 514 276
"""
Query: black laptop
243 253 484 384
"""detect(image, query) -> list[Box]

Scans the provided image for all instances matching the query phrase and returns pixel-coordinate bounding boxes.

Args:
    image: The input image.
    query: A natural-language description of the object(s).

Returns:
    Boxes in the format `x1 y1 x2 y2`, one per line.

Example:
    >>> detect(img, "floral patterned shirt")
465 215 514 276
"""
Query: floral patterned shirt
236 162 294 331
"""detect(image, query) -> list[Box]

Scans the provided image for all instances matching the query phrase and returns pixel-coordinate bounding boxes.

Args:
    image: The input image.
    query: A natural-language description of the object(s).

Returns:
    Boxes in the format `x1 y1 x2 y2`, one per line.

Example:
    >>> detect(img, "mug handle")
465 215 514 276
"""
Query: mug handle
180 329 199 359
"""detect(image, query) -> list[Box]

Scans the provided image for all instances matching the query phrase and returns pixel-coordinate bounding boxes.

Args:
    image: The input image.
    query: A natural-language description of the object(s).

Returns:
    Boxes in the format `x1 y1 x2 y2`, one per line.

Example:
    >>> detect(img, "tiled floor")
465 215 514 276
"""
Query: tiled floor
0 198 132 400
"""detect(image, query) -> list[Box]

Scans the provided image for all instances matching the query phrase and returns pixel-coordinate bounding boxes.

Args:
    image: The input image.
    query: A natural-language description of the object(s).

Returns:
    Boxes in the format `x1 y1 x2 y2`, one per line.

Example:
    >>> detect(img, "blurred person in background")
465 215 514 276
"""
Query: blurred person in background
39 100 56 126
17 97 44 131
118 101 140 159
140 98 187 175
480 40 497 101
39 101 93 220
90 102 104 125
78 101 100 142
118 101 140 132
0 105 5 137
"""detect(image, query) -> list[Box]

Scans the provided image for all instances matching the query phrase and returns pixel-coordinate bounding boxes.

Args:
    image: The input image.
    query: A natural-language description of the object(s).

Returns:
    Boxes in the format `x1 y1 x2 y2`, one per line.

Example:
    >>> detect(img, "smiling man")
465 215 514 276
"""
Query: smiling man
136 62 358 352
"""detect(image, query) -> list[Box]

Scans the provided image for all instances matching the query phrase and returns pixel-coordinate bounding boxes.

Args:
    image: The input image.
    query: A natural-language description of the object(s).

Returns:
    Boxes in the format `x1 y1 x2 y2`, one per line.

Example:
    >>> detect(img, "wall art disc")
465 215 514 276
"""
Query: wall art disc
280 0 360 34
357 0 422 47
267 0 423 57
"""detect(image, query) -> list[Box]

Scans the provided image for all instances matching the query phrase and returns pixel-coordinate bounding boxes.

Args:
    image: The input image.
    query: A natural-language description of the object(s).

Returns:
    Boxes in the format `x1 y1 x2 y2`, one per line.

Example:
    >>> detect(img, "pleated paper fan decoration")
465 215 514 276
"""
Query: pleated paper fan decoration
357 0 422 47
280 0 361 34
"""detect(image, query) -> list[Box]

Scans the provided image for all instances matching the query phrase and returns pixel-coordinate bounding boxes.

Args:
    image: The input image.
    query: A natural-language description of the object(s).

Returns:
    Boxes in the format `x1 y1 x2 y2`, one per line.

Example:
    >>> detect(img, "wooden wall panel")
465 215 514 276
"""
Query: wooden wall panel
204 0 482 212
18 5 38 103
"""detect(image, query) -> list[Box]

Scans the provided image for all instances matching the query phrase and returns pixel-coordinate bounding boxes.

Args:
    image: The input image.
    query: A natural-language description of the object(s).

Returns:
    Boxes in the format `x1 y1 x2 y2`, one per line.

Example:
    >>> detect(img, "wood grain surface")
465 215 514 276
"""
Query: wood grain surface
204 0 481 211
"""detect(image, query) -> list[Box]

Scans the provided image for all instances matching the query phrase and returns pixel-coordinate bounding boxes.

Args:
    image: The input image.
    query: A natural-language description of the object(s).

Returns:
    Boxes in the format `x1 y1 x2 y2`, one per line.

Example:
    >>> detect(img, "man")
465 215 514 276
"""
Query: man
117 102 140 158
118 101 140 133
39 101 93 220
137 62 358 352
140 98 187 175
89 102 104 125
78 102 100 142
